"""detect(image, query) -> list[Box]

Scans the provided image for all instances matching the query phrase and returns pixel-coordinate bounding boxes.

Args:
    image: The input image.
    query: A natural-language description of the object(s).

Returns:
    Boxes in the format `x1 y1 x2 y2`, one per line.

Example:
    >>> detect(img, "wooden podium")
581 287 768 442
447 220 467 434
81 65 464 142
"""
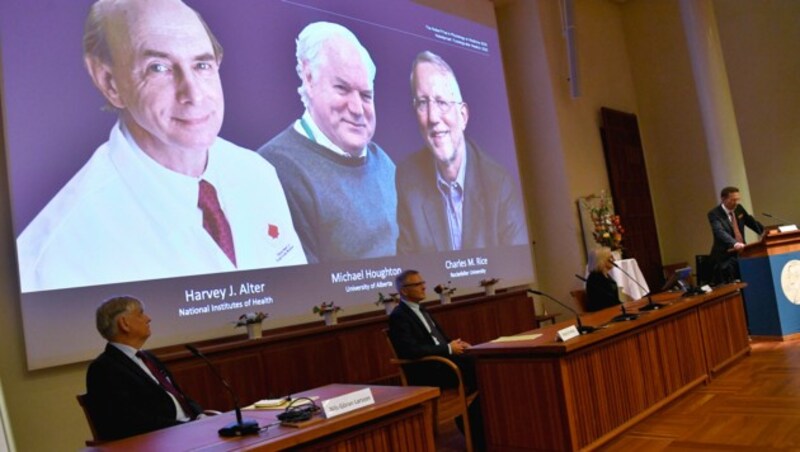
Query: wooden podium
738 228 800 339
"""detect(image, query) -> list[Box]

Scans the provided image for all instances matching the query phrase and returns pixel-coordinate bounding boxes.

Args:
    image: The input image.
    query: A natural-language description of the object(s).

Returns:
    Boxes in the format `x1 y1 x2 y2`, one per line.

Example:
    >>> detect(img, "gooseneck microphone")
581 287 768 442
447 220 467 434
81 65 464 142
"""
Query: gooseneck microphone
763 212 795 226
185 344 260 437
611 261 664 312
527 289 596 334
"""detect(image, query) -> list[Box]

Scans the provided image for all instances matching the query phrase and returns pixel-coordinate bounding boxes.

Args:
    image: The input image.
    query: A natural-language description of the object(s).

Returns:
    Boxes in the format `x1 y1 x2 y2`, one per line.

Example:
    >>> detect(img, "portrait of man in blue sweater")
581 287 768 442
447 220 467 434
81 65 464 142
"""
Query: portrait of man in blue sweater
258 21 397 264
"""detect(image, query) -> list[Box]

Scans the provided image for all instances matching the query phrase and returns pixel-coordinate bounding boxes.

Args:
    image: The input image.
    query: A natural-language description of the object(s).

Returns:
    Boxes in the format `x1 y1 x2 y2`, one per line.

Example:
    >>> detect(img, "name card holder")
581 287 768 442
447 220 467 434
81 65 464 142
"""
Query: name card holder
321 388 375 419
556 325 580 342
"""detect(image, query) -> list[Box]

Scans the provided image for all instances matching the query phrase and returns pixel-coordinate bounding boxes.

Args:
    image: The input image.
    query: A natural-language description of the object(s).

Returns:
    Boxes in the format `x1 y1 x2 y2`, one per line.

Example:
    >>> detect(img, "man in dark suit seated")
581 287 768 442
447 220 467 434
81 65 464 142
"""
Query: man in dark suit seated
707 186 764 284
388 269 483 446
85 296 203 441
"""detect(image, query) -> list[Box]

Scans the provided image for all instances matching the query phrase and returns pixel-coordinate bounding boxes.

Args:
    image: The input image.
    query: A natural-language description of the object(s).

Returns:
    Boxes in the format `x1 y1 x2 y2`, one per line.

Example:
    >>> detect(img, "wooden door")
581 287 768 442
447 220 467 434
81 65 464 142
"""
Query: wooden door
600 107 663 289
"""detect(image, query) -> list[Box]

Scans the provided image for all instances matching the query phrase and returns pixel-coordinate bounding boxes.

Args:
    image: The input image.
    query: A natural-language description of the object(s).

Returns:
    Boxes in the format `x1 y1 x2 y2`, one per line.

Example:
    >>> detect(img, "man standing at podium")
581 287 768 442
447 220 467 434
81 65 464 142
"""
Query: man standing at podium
708 186 763 284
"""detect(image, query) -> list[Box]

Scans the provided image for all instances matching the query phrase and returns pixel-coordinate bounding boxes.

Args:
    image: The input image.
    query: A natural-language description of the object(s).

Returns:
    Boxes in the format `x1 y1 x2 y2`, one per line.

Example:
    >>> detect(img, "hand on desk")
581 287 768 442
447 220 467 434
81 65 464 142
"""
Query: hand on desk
450 339 471 355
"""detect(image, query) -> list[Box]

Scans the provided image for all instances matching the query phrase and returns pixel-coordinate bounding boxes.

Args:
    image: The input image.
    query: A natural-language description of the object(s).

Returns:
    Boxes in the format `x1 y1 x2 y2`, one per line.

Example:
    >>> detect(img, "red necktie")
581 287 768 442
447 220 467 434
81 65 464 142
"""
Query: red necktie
729 211 744 243
198 180 237 266
136 351 197 419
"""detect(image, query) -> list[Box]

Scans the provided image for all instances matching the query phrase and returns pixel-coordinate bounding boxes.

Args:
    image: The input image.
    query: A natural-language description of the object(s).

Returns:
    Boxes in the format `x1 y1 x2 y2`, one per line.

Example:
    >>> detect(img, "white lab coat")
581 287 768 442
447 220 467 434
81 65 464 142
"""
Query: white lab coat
17 121 306 292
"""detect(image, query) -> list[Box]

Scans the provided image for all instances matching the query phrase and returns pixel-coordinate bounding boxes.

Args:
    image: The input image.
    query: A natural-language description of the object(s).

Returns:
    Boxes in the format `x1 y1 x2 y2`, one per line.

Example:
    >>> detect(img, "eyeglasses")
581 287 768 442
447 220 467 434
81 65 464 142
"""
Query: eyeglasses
412 97 463 114
403 281 426 288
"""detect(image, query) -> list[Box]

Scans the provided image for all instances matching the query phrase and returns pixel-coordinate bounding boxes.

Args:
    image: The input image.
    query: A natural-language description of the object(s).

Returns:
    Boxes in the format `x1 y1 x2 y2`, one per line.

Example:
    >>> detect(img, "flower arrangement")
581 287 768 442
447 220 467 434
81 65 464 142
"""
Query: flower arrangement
480 278 500 287
312 301 342 316
234 312 268 327
433 282 456 296
375 292 399 306
583 190 624 251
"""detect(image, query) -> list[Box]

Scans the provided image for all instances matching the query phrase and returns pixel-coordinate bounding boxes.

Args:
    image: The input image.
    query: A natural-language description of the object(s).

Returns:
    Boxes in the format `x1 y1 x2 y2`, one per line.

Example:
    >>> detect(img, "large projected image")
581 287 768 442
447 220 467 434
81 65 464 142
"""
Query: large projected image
0 0 533 369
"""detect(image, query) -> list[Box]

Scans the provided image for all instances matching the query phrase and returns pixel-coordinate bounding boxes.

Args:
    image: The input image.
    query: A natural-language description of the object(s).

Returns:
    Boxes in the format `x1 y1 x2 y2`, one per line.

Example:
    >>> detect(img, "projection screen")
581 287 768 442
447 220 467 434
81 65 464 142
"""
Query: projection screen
0 0 533 370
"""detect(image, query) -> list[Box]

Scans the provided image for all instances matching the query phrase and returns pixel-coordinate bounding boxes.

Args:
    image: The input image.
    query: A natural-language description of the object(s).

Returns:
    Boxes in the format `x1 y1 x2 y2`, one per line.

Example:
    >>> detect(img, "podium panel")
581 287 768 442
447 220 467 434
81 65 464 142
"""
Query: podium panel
739 230 800 339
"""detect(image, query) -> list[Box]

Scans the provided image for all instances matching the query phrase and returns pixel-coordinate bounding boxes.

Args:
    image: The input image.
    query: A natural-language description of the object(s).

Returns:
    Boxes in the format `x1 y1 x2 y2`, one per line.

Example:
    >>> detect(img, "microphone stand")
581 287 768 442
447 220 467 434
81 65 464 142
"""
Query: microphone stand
609 302 639 323
527 289 597 334
612 261 664 312
185 344 260 437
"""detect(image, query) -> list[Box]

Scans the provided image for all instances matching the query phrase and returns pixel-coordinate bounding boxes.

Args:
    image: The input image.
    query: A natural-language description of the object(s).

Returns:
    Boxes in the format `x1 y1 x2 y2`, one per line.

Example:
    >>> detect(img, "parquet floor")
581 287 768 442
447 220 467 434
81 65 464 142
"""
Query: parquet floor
600 340 800 451
437 340 800 451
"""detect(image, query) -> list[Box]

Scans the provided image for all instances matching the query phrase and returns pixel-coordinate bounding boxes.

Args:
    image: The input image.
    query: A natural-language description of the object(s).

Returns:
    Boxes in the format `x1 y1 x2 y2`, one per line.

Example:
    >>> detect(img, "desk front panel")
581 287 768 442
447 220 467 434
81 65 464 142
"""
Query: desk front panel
85 384 437 452
472 285 748 451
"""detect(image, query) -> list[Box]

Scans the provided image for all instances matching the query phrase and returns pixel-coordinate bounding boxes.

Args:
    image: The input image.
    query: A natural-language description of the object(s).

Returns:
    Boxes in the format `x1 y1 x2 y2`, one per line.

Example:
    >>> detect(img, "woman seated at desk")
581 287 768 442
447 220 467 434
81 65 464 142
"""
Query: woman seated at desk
586 247 622 312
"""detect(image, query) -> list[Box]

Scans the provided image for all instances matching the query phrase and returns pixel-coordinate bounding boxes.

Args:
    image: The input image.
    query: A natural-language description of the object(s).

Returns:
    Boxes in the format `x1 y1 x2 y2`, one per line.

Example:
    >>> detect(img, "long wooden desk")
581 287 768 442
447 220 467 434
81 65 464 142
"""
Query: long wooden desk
469 284 750 451
85 384 438 451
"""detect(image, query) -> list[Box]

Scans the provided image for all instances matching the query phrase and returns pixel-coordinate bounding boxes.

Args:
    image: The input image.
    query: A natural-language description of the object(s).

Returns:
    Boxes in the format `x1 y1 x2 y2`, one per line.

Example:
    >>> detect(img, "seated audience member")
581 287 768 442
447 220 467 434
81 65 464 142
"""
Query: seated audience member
85 296 203 441
388 269 483 447
585 247 623 312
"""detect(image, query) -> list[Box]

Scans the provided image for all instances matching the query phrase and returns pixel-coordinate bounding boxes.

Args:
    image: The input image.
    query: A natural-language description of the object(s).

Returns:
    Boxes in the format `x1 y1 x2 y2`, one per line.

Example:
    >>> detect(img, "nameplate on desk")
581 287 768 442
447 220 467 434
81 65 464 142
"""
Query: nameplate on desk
779 225 798 233
321 388 375 419
556 325 580 342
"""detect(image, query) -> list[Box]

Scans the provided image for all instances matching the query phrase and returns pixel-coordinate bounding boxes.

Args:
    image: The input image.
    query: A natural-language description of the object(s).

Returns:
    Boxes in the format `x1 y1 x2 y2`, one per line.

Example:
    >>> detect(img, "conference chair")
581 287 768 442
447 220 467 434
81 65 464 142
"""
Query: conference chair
76 393 103 446
382 329 478 452
696 254 713 287
662 261 689 282
569 288 589 313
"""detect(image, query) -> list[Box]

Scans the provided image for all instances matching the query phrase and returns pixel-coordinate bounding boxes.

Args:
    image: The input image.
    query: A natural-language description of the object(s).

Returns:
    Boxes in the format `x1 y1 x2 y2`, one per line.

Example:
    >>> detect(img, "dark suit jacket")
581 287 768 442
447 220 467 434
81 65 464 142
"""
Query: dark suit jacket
388 301 450 360
85 344 202 441
585 271 621 312
396 139 528 253
708 204 763 282
388 301 476 391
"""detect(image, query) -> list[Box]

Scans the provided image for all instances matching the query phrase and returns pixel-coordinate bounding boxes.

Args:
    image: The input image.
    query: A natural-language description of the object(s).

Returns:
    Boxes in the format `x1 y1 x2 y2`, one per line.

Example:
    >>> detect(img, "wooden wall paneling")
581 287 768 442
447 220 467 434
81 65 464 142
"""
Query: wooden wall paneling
476 358 572 451
336 322 398 384
469 285 749 450
698 292 751 375
156 290 532 412
564 334 647 446
497 293 540 335
259 333 344 397
169 348 267 410
434 299 498 344
432 291 536 345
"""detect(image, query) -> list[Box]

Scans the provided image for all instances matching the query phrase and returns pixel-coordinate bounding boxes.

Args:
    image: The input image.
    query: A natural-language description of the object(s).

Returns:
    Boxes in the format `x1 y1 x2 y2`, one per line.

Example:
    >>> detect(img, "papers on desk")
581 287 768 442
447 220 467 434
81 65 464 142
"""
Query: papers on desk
491 333 542 343
245 396 319 410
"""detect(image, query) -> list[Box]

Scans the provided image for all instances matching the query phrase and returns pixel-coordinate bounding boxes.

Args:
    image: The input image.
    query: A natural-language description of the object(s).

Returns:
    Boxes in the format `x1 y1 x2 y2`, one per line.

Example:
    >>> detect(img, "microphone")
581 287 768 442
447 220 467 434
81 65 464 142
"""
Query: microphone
527 289 596 334
185 344 260 437
763 212 795 225
574 274 587 283
611 261 664 312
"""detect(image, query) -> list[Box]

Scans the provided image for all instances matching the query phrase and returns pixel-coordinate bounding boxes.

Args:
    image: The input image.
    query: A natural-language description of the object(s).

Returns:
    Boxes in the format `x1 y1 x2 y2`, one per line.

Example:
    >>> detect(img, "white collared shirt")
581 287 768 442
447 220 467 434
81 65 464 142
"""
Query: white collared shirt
17 120 307 292
294 111 367 158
